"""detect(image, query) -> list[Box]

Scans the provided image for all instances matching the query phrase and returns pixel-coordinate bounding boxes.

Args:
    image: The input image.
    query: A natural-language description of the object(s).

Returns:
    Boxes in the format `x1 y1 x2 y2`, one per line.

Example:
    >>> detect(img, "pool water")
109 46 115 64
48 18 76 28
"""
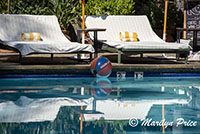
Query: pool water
0 77 200 134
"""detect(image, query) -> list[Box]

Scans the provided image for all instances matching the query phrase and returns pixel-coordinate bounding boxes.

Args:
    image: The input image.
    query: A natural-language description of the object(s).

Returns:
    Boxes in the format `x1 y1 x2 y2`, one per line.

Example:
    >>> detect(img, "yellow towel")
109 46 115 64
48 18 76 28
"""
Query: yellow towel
120 32 138 42
21 32 40 41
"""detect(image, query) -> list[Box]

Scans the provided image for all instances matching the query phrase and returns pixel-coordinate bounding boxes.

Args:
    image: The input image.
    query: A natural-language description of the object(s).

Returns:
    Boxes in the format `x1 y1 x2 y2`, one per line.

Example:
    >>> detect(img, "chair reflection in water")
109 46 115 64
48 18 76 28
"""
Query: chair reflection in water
85 78 192 121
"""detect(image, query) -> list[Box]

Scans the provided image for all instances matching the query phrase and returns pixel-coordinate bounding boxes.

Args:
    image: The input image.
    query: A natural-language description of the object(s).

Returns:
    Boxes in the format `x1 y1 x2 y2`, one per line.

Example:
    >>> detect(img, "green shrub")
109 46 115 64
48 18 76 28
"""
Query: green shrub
0 0 8 14
11 0 48 15
46 0 81 30
85 0 135 15
137 0 179 30
10 0 81 30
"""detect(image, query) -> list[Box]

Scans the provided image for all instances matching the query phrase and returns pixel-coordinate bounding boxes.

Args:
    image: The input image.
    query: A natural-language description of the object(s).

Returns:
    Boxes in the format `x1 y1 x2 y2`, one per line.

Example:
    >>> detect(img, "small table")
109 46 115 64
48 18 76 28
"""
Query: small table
78 28 106 58
176 28 200 52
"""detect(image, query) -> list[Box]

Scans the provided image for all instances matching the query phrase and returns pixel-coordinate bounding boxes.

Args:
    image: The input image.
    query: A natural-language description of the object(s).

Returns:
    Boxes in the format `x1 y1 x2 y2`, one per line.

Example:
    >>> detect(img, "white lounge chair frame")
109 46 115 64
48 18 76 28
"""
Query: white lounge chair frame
85 15 190 64
0 14 94 63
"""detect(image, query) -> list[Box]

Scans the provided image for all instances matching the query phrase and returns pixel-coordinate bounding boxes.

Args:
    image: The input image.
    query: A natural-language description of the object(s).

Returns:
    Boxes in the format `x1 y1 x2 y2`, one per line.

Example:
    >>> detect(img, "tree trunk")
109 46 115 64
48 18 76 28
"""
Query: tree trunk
8 0 10 14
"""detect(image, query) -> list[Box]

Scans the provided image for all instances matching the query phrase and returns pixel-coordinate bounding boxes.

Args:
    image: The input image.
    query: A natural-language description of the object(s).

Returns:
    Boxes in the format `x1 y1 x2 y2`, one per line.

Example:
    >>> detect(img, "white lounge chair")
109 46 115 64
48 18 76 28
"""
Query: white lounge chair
85 15 190 63
0 14 94 62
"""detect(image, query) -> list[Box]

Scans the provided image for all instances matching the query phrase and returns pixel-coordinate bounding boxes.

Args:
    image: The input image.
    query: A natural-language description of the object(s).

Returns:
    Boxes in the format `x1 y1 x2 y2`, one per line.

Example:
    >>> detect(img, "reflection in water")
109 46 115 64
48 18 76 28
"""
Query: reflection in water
90 78 112 99
0 77 200 133
0 96 93 123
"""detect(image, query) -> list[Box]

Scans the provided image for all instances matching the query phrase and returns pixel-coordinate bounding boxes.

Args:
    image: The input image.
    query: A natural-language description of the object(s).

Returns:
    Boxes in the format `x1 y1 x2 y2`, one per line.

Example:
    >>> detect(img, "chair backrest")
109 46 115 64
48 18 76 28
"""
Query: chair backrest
0 14 69 42
85 15 164 42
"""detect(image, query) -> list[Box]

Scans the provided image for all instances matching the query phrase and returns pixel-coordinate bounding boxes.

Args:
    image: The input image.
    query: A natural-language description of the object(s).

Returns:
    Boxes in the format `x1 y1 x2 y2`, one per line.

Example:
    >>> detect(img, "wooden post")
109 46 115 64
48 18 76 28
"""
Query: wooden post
183 0 187 39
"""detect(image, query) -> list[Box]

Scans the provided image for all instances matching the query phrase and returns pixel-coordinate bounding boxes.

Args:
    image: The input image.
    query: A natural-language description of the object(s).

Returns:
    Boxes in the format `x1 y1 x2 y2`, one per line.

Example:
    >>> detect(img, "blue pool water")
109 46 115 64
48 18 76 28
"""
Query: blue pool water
0 76 200 134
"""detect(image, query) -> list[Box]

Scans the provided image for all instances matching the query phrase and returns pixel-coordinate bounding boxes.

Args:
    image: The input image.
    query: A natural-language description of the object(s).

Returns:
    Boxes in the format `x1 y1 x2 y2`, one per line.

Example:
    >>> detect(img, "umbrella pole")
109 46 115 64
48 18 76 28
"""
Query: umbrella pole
82 0 85 44
149 0 175 59
151 0 175 59
163 0 168 41
78 0 89 59
80 106 83 134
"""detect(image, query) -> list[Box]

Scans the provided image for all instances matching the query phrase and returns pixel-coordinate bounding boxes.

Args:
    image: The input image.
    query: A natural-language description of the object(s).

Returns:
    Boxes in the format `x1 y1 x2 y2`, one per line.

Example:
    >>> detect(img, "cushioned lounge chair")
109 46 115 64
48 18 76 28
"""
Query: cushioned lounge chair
85 15 190 63
0 14 94 62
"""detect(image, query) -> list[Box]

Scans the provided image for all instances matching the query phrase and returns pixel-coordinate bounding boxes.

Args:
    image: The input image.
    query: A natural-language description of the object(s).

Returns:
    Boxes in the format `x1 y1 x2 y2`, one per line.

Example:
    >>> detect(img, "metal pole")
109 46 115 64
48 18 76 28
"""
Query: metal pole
163 0 168 41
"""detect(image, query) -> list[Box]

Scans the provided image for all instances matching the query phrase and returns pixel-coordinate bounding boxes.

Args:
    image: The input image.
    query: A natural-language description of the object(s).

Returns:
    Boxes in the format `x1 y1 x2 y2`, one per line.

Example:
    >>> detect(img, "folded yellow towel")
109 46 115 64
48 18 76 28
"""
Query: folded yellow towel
120 32 138 42
21 32 40 41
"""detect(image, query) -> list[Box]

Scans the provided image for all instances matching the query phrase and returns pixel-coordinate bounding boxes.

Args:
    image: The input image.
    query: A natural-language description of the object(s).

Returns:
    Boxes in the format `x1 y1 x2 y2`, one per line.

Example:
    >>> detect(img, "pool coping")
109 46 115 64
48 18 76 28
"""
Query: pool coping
1 64 200 78
1 52 200 78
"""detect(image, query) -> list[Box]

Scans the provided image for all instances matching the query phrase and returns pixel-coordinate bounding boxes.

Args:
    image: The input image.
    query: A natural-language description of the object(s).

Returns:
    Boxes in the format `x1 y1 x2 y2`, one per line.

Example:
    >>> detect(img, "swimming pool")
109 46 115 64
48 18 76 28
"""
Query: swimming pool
0 76 200 134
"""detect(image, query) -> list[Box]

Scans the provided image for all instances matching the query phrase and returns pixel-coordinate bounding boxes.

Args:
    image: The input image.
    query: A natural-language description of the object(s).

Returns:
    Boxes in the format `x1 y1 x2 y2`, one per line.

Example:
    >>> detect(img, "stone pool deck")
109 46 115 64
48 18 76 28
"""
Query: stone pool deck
0 50 200 76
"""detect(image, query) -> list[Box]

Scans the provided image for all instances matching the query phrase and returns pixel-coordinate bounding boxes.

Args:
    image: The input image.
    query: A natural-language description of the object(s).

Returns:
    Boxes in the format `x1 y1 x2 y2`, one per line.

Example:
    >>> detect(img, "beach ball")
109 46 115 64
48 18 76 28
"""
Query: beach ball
90 57 112 78
91 78 112 99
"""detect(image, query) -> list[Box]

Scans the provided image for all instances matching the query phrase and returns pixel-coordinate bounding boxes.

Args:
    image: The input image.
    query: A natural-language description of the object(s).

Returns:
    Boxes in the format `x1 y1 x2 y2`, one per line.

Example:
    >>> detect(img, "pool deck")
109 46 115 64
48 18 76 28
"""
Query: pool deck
0 49 200 76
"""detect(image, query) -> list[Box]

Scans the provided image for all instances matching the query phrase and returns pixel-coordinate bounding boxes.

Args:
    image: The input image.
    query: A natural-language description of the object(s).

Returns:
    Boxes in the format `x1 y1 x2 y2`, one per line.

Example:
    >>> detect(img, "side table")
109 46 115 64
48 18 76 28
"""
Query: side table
176 28 200 52
78 28 106 58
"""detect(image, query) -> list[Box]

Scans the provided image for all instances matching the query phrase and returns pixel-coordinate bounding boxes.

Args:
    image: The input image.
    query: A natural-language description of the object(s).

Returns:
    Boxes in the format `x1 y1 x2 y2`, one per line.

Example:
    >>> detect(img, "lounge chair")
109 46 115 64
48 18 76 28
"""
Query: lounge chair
0 14 94 62
85 15 190 63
